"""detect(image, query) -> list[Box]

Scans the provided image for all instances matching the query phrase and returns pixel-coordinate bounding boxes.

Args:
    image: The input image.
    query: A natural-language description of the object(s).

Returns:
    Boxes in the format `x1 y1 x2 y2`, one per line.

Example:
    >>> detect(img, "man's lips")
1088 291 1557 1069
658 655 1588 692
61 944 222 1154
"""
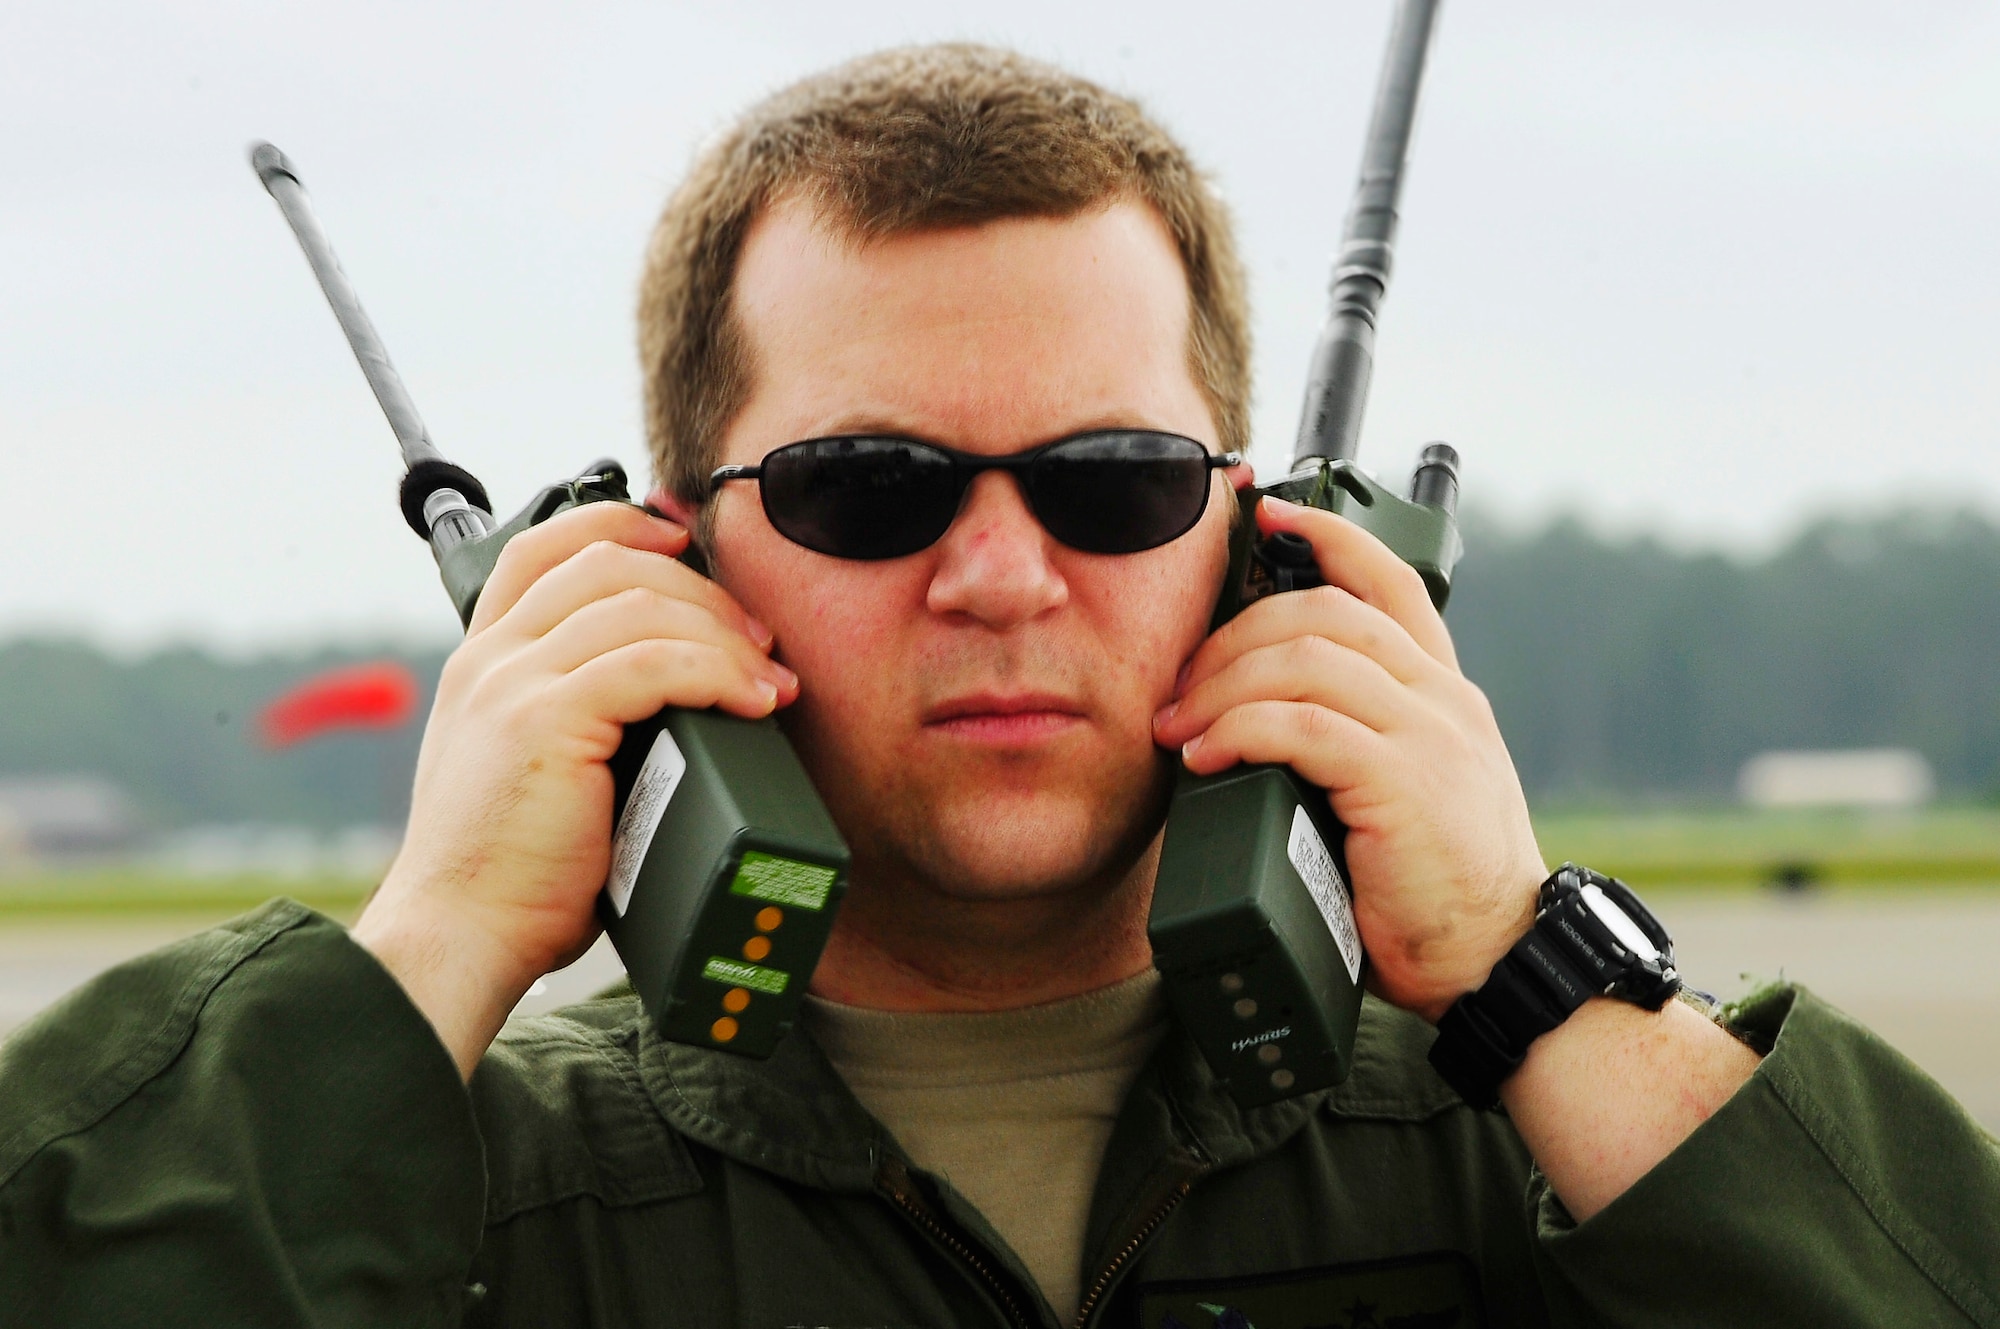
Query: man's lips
921 692 1088 743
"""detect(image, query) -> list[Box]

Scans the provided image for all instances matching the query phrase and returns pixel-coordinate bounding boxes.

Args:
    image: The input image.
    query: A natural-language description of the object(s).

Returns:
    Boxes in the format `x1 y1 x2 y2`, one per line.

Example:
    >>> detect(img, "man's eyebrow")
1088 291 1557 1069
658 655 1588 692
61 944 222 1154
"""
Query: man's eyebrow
795 410 1196 446
802 412 937 440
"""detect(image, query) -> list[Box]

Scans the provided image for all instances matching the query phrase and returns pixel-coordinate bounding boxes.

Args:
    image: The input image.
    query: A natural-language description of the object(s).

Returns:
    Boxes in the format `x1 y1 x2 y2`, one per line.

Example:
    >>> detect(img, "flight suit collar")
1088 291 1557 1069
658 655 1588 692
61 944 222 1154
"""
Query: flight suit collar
634 1011 888 1192
629 998 1345 1193
619 990 1456 1327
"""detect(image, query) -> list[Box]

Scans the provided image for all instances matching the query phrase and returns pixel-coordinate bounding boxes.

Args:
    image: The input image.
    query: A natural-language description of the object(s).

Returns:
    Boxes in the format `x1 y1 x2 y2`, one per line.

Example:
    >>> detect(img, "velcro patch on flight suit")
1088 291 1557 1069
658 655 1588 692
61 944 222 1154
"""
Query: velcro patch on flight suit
1134 1250 1484 1329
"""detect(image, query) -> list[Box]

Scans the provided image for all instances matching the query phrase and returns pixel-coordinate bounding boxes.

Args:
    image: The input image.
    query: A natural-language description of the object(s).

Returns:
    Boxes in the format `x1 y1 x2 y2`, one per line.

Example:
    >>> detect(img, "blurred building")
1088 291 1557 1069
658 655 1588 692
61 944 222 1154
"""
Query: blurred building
0 776 142 866
1737 749 1935 810
150 822 399 878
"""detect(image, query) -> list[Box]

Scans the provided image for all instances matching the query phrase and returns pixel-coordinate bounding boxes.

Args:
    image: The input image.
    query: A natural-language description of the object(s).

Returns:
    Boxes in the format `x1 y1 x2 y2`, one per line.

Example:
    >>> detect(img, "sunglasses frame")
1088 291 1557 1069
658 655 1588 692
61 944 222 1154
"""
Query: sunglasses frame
707 429 1243 560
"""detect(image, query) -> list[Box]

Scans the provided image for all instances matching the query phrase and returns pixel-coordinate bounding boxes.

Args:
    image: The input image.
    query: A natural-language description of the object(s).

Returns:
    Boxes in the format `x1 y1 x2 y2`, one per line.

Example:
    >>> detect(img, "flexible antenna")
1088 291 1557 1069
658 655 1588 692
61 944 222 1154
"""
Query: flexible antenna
1292 0 1442 468
250 142 492 542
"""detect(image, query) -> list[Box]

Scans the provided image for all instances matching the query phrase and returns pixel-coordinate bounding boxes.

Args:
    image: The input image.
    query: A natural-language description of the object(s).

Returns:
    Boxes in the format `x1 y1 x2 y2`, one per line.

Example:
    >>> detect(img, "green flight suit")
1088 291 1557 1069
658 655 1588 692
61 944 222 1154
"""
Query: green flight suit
0 899 1995 1327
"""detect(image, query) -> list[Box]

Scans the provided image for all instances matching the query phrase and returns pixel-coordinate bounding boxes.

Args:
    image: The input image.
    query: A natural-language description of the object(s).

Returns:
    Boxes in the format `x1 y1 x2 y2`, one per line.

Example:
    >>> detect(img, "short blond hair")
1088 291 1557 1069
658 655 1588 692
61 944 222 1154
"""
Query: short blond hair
637 43 1251 502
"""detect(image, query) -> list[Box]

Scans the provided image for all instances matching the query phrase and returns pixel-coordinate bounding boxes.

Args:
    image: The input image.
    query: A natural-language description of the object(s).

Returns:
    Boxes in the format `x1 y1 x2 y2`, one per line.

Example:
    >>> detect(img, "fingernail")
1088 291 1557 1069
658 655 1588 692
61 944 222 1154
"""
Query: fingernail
771 664 799 691
1155 701 1179 727
747 617 775 650
1181 735 1203 761
1174 660 1193 697
1261 495 1297 511
756 680 779 711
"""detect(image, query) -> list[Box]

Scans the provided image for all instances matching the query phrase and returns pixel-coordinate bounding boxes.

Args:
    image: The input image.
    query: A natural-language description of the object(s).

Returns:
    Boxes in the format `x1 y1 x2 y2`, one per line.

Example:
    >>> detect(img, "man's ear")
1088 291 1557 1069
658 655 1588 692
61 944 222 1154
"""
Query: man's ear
1225 457 1257 492
646 486 713 576
645 486 700 527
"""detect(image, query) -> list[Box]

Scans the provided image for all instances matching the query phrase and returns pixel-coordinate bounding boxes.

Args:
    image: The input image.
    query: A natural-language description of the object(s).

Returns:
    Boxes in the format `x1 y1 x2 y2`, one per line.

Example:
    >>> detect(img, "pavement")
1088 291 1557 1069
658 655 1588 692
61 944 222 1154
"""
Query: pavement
1657 889 2000 1130
3 890 1996 1129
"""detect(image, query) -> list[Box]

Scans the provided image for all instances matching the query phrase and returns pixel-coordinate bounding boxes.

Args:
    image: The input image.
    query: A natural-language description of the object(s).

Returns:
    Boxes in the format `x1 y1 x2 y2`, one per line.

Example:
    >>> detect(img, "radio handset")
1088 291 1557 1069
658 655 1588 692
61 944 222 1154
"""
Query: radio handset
252 143 848 1059
1148 0 1463 1108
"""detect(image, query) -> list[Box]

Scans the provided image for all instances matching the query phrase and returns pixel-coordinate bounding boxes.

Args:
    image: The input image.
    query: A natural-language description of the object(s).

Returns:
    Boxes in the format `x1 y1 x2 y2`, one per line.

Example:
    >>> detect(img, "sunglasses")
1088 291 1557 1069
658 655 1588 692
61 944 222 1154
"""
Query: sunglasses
707 430 1241 561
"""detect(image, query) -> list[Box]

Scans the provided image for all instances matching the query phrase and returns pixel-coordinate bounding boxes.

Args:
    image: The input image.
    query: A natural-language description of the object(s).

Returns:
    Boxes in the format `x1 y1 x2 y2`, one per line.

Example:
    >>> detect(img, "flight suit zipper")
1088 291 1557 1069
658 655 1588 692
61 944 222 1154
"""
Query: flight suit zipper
877 1155 1038 1329
1071 1152 1210 1329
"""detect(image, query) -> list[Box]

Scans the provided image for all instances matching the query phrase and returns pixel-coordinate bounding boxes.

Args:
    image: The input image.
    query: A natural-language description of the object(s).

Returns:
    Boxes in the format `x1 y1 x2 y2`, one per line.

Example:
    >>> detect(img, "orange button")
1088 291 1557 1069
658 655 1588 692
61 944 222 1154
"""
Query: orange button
722 987 751 1014
742 935 772 962
755 906 784 933
710 1016 740 1043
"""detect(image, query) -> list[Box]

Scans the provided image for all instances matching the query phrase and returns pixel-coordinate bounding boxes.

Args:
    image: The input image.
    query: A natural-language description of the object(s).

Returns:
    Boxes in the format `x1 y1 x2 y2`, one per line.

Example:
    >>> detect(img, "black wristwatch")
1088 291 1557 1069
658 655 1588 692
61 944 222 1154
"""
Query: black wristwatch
1427 863 1681 1108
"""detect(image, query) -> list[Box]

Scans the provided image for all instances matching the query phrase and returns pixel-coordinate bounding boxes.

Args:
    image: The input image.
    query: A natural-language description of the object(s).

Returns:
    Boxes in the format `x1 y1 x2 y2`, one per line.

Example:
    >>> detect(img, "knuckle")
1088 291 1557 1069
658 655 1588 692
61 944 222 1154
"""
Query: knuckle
1386 559 1428 601
634 635 692 672
577 538 630 571
1287 633 1341 672
466 655 529 717
1295 703 1341 746
491 681 555 742
649 637 727 687
1299 583 1345 616
606 583 668 622
437 643 480 693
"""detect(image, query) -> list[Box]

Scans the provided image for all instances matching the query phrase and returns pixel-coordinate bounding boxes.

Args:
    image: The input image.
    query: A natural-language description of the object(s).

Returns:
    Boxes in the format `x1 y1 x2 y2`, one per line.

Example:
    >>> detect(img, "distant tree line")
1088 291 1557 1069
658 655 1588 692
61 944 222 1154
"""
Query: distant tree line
1448 507 2000 803
1 506 1995 829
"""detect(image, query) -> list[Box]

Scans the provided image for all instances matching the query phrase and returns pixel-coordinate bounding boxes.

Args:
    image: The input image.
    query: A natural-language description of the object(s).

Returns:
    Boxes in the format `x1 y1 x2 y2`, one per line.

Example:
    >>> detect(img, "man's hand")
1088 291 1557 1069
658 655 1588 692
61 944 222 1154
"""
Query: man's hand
1153 496 1761 1221
353 502 798 1077
1151 495 1546 1022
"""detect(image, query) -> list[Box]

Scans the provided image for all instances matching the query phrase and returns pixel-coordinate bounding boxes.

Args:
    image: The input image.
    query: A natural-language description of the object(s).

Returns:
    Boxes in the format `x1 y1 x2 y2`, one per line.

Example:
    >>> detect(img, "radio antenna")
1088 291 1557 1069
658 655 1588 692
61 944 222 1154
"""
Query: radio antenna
1292 0 1442 469
250 142 493 546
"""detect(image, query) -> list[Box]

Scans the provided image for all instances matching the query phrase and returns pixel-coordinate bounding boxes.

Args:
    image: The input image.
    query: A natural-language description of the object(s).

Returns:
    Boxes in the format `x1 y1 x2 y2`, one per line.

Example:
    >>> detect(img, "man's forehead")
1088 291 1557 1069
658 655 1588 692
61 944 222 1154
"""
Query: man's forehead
721 196 1213 460
729 195 1191 351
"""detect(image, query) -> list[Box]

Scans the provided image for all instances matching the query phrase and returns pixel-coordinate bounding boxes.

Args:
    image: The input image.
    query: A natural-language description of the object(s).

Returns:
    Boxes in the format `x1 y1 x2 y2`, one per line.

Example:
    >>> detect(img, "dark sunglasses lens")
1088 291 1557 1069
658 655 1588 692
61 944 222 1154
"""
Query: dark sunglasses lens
759 438 959 560
1030 433 1216 553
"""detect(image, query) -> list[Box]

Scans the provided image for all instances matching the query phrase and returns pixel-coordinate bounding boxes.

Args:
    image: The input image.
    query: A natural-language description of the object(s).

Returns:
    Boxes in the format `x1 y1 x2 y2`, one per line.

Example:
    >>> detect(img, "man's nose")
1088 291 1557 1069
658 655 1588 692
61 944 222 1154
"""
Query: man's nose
925 471 1070 626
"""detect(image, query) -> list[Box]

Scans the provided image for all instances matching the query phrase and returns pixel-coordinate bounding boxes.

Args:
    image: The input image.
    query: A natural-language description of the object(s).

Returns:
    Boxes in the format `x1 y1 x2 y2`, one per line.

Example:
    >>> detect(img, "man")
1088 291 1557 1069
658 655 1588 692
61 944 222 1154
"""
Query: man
2 44 1994 1329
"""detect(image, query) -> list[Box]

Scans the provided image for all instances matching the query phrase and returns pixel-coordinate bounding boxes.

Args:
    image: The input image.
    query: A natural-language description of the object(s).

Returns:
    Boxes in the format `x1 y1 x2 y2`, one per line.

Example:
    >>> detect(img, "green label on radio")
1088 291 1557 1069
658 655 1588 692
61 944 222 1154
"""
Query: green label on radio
702 957 790 995
729 852 836 911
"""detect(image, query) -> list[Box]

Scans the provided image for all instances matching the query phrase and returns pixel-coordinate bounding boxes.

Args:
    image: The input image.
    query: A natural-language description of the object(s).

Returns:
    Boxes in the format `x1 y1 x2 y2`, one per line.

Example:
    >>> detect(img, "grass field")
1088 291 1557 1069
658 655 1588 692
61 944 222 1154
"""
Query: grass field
1533 805 2000 889
3 806 1997 916
0 870 373 919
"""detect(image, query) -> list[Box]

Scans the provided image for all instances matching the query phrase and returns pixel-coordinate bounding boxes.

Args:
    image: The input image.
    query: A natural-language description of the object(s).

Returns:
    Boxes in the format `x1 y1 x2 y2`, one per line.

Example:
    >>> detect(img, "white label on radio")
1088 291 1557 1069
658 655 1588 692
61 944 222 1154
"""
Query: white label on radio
1288 804 1362 984
606 727 688 917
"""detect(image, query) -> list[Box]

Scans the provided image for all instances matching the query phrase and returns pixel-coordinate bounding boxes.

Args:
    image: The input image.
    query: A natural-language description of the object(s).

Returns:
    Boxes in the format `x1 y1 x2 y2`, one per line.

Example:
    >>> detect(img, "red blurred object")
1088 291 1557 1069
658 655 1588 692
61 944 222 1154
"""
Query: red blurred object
259 662 420 749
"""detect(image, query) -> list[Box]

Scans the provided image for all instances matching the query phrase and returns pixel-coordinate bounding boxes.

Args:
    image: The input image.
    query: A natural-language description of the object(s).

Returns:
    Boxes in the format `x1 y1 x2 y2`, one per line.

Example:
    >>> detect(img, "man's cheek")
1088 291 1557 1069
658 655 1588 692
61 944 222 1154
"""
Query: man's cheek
1110 548 1231 676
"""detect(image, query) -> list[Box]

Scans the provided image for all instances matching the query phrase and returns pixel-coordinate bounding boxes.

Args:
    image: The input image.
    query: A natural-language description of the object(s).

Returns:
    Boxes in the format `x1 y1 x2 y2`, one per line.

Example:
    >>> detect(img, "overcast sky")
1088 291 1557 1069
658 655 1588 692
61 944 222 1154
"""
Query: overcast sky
4 1 1996 652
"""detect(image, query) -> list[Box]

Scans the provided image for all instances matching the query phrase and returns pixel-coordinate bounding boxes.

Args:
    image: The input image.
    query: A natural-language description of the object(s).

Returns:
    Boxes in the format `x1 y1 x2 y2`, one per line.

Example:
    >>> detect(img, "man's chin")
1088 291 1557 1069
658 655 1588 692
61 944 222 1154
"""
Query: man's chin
914 845 1122 903
889 783 1170 903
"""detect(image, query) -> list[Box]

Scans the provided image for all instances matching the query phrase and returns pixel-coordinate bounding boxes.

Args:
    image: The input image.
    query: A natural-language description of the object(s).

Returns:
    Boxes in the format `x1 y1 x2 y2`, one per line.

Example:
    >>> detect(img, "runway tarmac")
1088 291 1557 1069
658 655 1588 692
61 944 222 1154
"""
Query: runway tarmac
3 890 1997 1129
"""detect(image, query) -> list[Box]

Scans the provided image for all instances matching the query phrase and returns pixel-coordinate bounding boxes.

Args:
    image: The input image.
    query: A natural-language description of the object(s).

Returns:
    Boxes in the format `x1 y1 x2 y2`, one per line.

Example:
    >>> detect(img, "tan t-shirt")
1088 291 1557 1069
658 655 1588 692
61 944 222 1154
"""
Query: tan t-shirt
800 971 1168 1323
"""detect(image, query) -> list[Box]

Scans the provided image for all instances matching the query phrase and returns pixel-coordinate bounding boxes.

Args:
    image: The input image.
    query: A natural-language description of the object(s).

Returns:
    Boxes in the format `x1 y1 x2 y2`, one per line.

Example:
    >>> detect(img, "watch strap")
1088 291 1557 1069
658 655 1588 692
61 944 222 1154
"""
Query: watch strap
1428 925 1595 1109
1427 863 1682 1108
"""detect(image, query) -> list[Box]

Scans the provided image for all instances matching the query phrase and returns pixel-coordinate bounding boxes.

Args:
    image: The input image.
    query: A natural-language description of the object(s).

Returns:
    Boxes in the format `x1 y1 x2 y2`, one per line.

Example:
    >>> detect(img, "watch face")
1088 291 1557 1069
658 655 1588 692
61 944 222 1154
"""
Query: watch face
1580 882 1661 962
